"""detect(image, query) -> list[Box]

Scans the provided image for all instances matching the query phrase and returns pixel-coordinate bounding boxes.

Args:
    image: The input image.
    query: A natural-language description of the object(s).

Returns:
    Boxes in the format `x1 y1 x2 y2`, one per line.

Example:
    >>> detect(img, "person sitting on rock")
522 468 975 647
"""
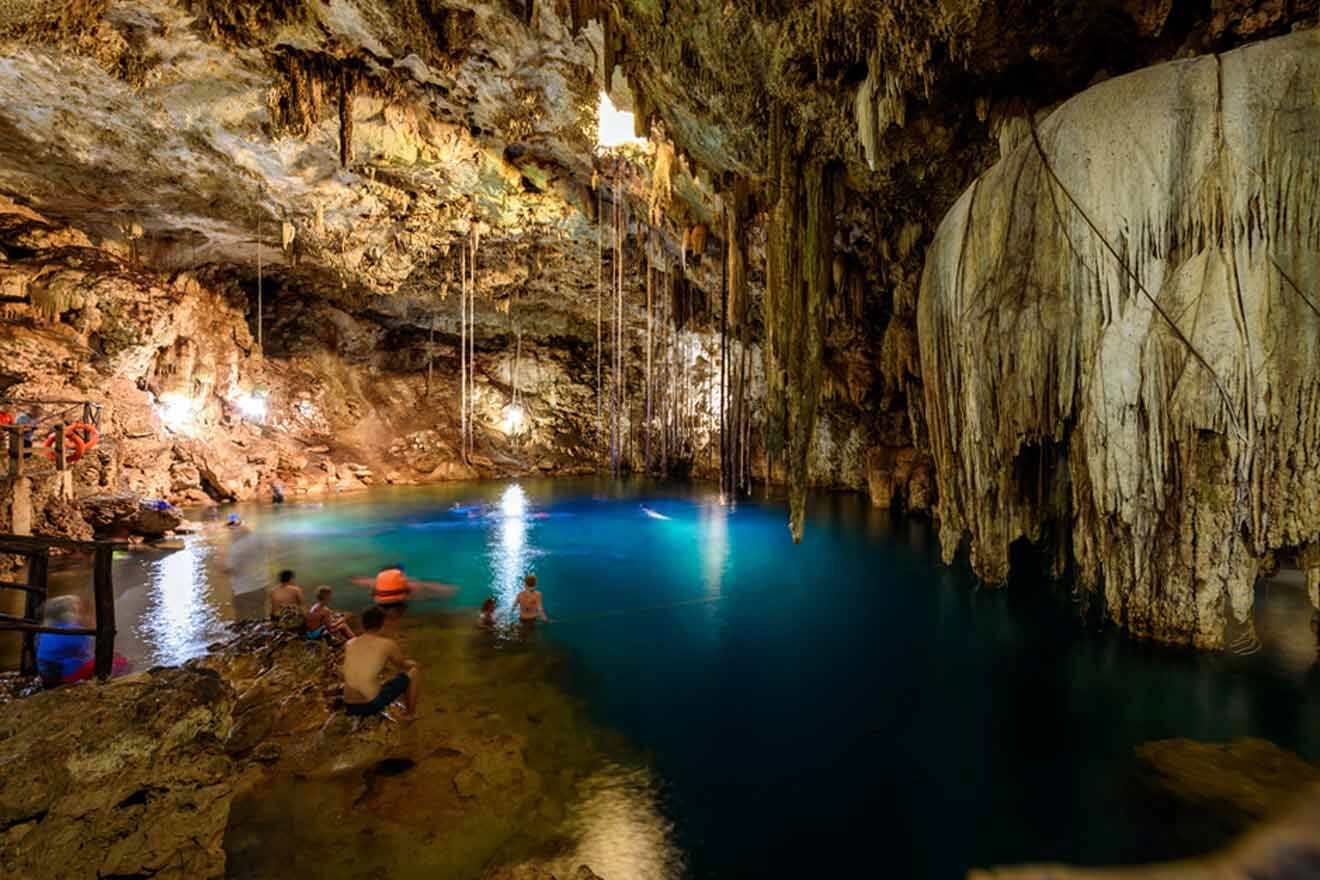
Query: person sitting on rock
36 595 129 687
343 605 420 721
270 569 305 631
305 586 355 641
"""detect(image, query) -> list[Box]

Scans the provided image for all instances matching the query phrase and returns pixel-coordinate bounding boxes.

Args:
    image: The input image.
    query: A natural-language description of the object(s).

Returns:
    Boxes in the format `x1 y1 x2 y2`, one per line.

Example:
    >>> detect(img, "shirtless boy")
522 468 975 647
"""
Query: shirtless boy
515 574 549 627
305 586 355 641
343 606 420 720
270 569 305 630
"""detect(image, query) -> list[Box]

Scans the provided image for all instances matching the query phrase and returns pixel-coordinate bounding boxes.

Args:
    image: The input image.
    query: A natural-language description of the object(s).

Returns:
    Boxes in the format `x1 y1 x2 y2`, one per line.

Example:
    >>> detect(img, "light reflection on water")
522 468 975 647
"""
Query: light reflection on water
546 763 685 880
137 540 228 667
699 500 728 596
490 483 532 617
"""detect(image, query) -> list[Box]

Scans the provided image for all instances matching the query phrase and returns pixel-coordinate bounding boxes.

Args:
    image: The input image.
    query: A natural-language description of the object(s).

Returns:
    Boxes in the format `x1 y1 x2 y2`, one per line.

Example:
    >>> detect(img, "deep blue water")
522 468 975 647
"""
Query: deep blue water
69 479 1320 878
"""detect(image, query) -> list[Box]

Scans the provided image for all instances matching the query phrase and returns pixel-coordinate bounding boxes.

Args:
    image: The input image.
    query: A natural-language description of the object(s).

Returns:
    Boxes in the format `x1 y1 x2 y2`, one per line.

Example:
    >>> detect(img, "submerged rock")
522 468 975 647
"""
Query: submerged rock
971 782 1320 879
1134 737 1320 850
972 738 1320 879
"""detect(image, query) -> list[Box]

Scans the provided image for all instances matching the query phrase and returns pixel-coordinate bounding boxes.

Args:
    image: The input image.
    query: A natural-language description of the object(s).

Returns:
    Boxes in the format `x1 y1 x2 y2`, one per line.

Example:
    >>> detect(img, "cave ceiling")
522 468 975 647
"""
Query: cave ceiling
0 0 723 341
0 0 1313 343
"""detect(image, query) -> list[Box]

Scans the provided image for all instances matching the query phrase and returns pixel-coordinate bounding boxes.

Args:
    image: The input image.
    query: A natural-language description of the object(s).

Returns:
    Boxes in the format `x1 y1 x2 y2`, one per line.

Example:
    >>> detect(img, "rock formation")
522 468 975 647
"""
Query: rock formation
0 666 235 879
0 619 618 879
2 0 1318 641
918 31 1320 647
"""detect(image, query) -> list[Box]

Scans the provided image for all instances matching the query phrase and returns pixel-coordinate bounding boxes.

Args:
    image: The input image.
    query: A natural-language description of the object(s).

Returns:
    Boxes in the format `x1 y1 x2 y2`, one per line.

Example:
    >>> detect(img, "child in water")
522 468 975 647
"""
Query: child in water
477 597 498 628
515 574 549 627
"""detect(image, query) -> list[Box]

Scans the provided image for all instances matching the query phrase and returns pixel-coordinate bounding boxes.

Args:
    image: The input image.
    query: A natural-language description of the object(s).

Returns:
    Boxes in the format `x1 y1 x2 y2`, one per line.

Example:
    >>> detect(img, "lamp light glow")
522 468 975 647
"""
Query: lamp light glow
235 391 268 421
157 393 196 434
502 403 526 435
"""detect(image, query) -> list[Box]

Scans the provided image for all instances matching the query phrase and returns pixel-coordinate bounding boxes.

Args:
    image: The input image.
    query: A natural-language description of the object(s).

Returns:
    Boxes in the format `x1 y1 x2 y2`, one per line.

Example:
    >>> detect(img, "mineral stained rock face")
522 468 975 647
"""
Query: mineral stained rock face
918 31 1320 647
0 666 236 879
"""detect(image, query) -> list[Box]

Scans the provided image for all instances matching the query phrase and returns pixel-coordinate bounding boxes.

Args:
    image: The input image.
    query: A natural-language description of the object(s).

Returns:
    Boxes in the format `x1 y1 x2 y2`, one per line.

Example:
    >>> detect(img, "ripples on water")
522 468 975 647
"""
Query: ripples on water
44 478 1320 878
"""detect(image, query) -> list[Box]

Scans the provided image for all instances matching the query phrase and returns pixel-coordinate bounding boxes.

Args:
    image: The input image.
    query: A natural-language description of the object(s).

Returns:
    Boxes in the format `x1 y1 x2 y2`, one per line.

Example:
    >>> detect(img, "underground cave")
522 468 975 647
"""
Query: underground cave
2 1 1320 878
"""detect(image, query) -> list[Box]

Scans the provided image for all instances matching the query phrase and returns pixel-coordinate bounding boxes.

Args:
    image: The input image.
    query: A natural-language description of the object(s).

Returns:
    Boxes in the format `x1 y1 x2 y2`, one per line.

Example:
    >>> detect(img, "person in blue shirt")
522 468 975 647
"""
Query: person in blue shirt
36 595 94 688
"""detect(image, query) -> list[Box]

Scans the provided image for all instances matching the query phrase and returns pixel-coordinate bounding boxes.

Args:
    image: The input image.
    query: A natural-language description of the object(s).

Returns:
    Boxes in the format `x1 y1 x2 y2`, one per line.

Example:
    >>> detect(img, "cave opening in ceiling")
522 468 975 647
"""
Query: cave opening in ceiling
595 90 645 149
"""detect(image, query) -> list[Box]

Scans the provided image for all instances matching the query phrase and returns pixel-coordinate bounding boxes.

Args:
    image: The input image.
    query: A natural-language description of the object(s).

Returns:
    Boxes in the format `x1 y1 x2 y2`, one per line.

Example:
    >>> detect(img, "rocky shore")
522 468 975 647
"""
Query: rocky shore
0 618 614 879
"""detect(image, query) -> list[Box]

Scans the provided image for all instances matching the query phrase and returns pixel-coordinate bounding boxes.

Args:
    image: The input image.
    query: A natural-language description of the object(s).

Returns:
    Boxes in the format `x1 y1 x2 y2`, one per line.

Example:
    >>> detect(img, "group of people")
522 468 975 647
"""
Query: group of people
268 563 549 722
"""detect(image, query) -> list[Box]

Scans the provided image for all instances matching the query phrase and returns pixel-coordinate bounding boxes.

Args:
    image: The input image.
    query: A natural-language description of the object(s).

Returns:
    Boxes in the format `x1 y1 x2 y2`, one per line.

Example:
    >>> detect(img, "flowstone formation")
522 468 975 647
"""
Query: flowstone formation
919 31 1320 648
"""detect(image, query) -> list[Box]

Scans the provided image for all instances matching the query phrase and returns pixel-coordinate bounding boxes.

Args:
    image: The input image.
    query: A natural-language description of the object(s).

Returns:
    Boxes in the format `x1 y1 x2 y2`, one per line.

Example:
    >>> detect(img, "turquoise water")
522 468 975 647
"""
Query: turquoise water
63 479 1320 877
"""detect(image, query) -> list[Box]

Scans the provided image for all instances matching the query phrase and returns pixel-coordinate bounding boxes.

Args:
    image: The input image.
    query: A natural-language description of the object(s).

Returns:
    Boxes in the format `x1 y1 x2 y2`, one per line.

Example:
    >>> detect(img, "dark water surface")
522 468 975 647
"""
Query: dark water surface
53 479 1320 877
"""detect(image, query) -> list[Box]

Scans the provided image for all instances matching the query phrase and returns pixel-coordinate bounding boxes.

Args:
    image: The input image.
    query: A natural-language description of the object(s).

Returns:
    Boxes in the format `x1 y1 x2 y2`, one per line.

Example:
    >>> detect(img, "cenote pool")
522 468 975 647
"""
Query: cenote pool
53 479 1320 878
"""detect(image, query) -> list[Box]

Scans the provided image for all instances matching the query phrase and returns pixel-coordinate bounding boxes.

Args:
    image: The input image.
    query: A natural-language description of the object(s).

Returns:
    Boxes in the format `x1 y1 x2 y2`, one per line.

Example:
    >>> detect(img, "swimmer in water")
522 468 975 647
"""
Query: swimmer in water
640 506 671 521
226 512 244 527
349 562 458 617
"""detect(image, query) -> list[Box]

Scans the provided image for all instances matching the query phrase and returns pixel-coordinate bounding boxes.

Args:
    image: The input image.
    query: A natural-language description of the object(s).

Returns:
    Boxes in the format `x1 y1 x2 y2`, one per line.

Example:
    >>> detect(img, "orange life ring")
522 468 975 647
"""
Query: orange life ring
42 429 87 464
65 421 99 450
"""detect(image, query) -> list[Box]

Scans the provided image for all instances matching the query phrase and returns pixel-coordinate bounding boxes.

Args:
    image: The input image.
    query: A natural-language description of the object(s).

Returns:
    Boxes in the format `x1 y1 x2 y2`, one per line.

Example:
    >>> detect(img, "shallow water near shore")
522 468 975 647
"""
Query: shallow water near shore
44 479 1320 877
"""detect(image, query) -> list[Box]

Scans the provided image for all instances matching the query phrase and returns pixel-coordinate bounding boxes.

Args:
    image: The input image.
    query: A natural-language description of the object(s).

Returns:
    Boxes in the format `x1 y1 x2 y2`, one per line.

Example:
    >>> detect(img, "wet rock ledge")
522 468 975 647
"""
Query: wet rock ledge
0 622 605 880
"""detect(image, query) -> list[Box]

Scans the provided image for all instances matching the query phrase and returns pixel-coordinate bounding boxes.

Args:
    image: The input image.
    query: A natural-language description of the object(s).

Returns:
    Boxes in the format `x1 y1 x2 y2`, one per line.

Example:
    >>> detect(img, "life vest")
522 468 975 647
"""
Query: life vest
373 568 410 604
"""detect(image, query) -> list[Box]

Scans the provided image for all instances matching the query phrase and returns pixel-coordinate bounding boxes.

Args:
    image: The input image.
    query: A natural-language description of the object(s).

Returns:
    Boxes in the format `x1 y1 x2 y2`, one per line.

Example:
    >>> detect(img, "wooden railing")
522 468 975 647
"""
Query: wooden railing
0 399 103 478
0 534 116 679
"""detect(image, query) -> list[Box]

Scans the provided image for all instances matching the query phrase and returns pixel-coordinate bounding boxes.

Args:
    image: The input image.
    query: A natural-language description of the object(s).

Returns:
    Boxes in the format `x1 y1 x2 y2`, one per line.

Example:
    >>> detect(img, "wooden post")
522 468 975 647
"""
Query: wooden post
6 425 23 477
53 421 66 471
20 549 48 676
93 544 115 680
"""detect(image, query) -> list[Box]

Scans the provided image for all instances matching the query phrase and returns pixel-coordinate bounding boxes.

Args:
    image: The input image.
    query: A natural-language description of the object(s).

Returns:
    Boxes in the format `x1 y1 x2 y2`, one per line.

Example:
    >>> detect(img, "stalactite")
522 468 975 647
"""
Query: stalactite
610 180 621 477
338 67 354 168
660 268 671 475
645 236 653 474
426 316 434 399
719 202 729 495
596 185 604 462
468 225 478 457
255 216 263 353
460 244 467 462
727 176 753 495
763 108 835 541
649 141 674 226
616 194 626 473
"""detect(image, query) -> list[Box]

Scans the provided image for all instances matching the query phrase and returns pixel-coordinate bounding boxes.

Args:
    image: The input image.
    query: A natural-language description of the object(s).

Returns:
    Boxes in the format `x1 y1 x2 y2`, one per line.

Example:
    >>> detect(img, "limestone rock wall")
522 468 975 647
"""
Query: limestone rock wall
917 31 1320 647
0 666 236 879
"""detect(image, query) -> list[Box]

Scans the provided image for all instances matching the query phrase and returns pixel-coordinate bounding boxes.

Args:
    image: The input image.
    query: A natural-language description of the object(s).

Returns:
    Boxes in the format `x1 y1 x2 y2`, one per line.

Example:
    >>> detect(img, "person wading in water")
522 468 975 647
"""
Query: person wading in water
515 574 549 635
